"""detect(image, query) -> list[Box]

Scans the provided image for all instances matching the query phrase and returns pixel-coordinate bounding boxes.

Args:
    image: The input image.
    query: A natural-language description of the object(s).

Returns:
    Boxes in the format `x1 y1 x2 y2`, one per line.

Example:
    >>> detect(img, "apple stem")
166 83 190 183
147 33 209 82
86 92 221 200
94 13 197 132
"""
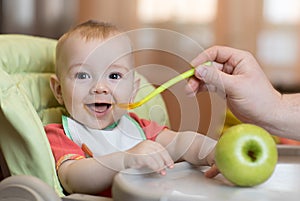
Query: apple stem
248 150 257 162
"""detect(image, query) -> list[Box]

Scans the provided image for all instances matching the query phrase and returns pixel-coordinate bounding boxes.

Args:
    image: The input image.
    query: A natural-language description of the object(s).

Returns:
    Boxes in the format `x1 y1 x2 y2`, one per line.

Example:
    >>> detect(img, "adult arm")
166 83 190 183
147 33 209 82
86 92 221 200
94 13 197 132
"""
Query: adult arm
186 46 300 140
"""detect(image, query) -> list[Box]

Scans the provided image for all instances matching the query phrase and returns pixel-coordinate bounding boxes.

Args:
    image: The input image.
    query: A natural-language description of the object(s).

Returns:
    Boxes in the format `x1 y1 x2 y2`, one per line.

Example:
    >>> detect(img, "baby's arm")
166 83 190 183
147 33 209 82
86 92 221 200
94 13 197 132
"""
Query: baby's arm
156 129 217 166
58 140 174 195
57 130 216 194
58 151 126 194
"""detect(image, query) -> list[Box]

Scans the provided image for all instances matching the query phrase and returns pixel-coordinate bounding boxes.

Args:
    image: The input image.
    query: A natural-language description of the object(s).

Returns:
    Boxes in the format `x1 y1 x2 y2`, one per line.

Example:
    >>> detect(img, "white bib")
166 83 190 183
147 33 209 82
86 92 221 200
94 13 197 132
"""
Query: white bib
62 114 146 157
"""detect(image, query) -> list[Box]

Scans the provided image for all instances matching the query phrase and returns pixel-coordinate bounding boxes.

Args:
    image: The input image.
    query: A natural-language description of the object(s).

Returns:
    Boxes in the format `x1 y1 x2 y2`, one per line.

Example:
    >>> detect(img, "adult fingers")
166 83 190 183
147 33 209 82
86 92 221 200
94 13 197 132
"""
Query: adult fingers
194 64 230 92
191 46 246 68
204 164 220 178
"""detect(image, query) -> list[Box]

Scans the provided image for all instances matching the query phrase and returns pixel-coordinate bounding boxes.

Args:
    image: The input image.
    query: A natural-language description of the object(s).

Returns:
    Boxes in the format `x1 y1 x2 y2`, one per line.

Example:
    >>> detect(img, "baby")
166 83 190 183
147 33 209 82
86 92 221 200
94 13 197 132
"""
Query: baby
45 20 218 197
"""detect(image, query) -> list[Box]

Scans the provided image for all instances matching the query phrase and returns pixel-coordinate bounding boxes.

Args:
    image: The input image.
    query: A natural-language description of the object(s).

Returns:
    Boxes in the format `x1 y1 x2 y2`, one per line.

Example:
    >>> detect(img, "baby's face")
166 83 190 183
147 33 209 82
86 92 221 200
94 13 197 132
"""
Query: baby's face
57 34 136 129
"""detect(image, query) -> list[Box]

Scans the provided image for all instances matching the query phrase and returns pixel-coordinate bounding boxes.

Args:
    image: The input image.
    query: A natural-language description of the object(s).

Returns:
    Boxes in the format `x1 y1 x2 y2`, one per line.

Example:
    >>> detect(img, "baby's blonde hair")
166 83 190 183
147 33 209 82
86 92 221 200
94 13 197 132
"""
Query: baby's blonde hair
57 20 119 44
55 20 121 75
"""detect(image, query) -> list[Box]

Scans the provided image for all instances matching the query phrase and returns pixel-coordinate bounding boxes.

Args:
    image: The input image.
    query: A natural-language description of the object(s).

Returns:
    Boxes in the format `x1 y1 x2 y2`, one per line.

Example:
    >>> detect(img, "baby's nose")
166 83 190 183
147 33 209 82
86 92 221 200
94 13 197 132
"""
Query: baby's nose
90 82 110 94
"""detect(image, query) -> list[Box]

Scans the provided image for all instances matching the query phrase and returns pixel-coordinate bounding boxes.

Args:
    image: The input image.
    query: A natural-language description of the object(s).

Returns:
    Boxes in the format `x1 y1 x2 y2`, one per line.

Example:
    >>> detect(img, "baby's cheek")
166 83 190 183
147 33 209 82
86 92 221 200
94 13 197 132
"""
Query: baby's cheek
114 85 134 100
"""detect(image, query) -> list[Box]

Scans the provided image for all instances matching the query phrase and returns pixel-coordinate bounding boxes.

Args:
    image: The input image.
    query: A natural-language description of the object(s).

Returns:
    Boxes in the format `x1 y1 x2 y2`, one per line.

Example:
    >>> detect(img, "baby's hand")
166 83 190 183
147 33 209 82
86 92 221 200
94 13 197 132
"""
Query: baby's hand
124 140 174 175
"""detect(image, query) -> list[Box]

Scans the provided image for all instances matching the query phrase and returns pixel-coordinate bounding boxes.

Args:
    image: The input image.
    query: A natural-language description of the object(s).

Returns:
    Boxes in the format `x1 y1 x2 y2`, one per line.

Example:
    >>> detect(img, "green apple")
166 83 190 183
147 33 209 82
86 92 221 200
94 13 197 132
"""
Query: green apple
215 123 278 186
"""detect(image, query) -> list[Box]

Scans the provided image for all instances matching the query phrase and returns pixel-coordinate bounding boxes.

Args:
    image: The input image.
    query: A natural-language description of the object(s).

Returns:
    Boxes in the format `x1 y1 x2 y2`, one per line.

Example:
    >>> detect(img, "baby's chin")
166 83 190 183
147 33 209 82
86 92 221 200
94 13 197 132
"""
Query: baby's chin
84 115 124 130
81 120 113 130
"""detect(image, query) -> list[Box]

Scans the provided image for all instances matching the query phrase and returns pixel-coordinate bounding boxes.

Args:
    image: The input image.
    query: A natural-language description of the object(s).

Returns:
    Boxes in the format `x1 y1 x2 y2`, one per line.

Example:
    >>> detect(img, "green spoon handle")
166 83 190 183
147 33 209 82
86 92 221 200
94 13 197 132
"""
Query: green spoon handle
119 61 211 109
121 68 195 109
138 68 195 105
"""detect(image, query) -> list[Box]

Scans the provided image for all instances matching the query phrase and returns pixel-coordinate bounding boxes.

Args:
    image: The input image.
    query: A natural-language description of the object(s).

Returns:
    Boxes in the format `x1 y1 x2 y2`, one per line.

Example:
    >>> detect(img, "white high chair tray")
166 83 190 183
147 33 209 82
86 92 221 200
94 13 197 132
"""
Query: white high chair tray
112 145 300 201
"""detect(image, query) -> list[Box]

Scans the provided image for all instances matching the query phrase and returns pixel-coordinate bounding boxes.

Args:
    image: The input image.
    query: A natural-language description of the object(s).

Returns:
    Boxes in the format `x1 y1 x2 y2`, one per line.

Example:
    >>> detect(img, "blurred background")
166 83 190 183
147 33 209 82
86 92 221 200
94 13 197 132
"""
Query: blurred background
1 0 300 132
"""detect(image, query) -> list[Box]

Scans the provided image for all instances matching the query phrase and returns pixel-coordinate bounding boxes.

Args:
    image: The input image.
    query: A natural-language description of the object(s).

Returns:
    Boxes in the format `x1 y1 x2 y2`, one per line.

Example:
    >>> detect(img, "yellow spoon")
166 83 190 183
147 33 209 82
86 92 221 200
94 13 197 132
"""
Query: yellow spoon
118 62 211 110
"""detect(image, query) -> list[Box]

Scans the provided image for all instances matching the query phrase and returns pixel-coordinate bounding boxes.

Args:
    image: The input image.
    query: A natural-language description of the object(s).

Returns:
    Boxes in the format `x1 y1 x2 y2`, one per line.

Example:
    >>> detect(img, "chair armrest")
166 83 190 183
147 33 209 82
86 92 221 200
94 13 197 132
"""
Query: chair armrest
0 175 61 201
62 194 112 201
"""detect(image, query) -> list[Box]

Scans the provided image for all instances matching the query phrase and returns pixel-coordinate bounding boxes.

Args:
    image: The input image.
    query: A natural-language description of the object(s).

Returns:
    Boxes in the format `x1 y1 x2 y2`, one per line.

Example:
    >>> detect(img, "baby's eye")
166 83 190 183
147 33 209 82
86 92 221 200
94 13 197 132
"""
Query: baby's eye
75 72 90 79
109 72 122 80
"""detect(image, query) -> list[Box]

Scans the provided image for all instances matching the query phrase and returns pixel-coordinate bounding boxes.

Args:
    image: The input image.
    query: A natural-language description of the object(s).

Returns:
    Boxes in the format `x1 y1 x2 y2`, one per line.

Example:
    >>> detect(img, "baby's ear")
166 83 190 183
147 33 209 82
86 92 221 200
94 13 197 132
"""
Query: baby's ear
130 78 141 103
50 74 64 105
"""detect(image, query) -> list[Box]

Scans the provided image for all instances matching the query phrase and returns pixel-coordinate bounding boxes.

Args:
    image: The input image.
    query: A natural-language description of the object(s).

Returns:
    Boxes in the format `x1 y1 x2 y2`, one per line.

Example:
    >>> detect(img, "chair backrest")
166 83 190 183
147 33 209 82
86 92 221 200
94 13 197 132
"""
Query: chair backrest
0 34 169 196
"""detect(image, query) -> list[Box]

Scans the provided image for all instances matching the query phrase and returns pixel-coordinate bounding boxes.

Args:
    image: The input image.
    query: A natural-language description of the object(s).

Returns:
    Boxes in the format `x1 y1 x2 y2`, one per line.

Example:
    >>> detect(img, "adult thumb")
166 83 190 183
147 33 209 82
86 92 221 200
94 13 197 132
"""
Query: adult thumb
194 65 231 92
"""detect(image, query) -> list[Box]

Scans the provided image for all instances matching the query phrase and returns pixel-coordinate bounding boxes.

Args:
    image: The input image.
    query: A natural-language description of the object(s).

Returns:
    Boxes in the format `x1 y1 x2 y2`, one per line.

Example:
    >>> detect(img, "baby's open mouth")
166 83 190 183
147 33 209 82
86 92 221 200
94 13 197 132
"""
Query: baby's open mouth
87 103 112 113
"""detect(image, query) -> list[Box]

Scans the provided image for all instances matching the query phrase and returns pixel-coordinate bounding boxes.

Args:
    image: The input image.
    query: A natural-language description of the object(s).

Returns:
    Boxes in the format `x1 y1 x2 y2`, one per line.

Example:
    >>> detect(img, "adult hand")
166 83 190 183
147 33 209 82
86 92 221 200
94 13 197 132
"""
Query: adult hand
204 164 219 178
186 46 281 129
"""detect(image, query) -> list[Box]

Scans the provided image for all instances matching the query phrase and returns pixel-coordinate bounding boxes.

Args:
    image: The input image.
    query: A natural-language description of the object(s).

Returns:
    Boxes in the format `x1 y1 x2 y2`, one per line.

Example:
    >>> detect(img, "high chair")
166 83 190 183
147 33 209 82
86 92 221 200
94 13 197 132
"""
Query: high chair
0 34 169 200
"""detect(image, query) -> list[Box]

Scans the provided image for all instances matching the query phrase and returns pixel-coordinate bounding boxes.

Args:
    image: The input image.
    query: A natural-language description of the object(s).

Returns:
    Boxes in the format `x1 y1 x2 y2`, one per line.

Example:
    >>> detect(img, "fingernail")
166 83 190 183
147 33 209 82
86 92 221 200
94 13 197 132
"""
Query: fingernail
160 170 167 176
196 66 208 78
186 91 196 98
185 84 196 97
203 61 212 66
